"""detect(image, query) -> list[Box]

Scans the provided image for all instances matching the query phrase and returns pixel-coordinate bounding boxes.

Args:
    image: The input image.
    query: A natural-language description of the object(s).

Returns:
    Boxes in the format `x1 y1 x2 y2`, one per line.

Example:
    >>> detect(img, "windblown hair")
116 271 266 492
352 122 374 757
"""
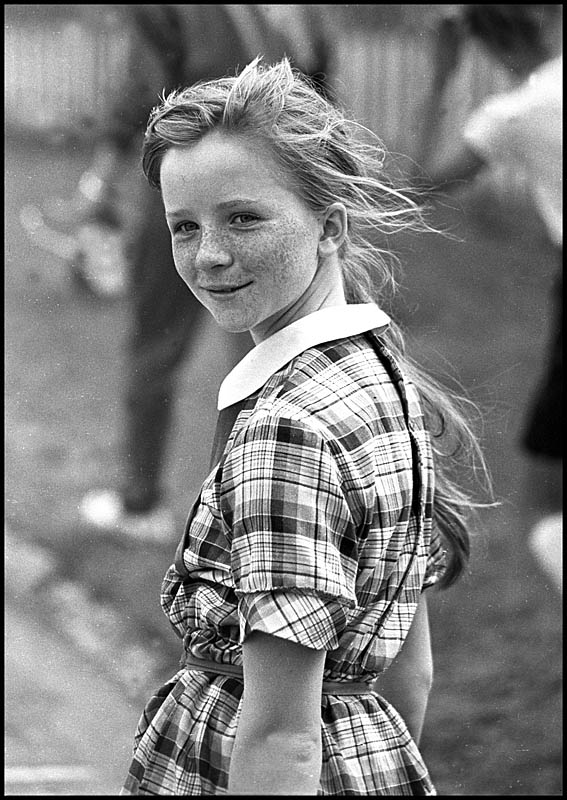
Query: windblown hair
142 57 493 588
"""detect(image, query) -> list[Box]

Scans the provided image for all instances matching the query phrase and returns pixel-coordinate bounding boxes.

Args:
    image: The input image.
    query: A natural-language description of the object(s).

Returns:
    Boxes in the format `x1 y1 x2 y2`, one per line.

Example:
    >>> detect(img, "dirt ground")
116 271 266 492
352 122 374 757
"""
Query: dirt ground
5 134 562 795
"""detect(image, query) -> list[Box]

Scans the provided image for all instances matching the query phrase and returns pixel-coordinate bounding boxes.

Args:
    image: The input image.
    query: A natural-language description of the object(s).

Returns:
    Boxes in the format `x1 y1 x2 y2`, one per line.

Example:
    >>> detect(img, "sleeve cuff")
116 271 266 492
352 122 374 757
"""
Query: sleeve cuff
238 589 350 651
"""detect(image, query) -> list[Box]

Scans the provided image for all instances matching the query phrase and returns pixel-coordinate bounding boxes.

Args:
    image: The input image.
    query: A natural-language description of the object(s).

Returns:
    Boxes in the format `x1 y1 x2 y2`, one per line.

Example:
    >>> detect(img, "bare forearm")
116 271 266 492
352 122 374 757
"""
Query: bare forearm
232 632 325 794
228 730 321 795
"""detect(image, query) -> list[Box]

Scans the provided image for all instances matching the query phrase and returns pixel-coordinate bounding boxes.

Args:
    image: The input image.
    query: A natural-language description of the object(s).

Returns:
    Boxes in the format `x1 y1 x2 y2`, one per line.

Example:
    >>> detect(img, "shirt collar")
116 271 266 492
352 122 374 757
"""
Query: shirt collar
217 303 390 410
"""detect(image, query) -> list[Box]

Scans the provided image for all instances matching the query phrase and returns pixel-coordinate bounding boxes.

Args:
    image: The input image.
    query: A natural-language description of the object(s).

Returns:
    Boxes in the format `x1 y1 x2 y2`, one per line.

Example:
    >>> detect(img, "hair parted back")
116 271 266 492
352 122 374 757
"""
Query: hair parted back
144 56 427 303
142 57 494 588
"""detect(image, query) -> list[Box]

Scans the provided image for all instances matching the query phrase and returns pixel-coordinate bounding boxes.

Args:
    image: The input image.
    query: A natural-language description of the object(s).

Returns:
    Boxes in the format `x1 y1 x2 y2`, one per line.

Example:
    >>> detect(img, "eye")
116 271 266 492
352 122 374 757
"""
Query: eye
231 213 259 226
173 220 198 235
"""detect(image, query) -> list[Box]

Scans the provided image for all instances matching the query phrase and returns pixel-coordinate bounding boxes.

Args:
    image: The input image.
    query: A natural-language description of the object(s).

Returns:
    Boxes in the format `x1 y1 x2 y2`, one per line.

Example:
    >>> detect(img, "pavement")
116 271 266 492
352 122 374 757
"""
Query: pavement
4 307 244 797
5 531 149 796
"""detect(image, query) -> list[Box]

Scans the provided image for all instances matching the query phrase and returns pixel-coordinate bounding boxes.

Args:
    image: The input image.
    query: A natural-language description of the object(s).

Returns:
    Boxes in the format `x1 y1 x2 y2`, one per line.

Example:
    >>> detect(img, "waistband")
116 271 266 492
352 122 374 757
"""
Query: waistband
181 652 374 696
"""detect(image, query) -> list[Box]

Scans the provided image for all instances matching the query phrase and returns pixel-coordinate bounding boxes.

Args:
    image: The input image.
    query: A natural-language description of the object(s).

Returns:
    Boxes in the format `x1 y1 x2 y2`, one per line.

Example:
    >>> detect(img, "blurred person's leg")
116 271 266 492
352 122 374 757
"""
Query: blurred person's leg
523 453 562 594
81 187 251 539
522 270 562 464
121 191 200 514
521 254 562 591
80 189 195 537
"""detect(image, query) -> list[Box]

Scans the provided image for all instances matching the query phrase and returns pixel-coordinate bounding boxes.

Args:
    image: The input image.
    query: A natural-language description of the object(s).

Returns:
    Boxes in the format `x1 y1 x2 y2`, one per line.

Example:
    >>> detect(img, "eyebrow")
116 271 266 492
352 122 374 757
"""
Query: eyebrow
165 198 261 220
218 198 260 209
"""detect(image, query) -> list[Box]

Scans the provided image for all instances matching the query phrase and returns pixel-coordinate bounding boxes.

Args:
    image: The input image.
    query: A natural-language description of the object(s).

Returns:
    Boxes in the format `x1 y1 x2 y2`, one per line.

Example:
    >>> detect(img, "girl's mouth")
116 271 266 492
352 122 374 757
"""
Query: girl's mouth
206 282 252 295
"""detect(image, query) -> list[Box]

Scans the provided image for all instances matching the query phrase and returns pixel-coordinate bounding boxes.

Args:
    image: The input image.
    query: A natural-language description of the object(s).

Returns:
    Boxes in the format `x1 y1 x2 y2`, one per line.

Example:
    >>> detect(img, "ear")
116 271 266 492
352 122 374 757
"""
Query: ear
318 203 347 257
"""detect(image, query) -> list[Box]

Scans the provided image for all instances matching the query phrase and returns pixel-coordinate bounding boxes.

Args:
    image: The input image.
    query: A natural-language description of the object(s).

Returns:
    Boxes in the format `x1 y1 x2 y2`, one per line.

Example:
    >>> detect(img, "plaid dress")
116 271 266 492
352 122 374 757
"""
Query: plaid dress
122 310 446 796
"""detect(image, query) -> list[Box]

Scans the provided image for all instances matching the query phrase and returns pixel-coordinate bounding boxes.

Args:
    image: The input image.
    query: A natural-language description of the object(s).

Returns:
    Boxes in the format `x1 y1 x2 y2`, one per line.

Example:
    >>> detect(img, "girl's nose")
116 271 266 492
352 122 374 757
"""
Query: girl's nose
195 230 233 270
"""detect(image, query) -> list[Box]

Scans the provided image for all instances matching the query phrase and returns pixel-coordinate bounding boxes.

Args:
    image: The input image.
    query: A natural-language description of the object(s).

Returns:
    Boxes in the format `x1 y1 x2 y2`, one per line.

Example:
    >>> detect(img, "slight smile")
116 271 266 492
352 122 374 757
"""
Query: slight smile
204 282 253 295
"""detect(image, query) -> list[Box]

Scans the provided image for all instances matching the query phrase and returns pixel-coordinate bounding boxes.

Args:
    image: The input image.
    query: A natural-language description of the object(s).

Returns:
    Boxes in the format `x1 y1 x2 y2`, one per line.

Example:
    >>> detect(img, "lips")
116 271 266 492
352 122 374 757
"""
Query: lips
203 282 252 294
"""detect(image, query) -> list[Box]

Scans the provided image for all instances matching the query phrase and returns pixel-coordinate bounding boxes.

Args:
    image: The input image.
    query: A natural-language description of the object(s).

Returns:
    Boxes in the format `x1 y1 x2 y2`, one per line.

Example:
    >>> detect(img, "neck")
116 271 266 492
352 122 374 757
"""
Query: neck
251 256 346 344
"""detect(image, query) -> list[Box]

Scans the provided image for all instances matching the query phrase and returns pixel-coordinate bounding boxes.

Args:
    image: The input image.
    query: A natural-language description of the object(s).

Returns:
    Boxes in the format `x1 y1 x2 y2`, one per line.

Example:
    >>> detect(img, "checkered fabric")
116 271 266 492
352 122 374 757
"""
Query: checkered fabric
122 330 445 795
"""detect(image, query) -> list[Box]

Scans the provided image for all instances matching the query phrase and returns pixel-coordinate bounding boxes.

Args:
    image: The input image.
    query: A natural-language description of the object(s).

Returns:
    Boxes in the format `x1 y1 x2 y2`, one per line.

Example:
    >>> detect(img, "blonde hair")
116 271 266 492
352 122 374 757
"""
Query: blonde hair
142 57 493 588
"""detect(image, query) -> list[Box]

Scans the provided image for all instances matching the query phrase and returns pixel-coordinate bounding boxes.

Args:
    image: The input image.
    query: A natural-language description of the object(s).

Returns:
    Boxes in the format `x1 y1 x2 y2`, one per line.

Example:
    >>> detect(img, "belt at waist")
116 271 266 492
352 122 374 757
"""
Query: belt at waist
181 652 375 696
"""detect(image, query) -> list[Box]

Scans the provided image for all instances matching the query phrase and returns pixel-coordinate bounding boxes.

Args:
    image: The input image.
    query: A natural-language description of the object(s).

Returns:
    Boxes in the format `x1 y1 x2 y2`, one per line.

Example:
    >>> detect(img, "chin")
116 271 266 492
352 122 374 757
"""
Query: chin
208 311 251 335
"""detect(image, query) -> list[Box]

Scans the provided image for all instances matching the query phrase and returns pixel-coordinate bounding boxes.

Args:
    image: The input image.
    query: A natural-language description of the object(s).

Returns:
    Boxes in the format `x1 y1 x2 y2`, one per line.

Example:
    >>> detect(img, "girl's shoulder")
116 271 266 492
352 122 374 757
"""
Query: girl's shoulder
245 332 420 438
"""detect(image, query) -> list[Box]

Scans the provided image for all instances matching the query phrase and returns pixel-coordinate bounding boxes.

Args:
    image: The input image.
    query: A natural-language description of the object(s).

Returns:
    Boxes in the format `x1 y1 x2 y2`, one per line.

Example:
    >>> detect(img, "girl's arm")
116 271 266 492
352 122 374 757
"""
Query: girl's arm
372 592 434 745
228 630 326 795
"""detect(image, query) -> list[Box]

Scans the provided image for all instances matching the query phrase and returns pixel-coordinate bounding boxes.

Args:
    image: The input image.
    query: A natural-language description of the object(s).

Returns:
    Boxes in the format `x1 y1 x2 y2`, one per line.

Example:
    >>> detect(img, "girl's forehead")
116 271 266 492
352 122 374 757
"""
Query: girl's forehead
160 132 296 199
160 140 310 220
164 131 280 176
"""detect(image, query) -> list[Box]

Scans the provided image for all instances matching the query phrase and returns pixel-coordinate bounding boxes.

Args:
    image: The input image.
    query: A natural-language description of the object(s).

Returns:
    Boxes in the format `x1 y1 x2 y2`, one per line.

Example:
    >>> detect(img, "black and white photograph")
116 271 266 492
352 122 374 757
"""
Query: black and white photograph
5 4 562 795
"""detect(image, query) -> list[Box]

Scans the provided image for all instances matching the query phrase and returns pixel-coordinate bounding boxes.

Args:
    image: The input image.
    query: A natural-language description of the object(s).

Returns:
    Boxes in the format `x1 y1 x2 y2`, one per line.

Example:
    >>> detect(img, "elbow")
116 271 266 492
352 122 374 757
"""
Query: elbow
414 659 434 703
264 727 321 765
420 660 434 696
385 660 434 706
402 665 433 708
229 726 322 794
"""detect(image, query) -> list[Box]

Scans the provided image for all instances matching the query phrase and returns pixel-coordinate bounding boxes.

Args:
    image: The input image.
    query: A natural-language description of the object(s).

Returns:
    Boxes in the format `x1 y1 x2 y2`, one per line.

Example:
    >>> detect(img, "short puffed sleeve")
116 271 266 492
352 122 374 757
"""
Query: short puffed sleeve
218 411 359 650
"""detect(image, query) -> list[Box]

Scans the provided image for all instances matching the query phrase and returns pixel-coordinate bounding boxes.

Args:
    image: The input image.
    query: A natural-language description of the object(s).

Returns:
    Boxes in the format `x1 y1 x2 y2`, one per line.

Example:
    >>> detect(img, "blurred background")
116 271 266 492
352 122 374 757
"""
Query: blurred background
5 4 562 795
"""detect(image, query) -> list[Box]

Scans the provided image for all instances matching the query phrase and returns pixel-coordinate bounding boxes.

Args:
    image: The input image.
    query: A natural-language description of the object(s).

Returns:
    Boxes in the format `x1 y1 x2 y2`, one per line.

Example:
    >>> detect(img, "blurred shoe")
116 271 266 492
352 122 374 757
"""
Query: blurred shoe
528 512 562 594
73 221 129 300
19 203 79 261
79 489 176 542
20 204 128 302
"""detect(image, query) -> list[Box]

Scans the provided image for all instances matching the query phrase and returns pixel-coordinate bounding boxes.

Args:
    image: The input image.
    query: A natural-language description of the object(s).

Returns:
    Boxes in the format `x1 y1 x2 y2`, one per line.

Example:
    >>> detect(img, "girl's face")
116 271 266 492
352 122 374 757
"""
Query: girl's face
160 130 331 342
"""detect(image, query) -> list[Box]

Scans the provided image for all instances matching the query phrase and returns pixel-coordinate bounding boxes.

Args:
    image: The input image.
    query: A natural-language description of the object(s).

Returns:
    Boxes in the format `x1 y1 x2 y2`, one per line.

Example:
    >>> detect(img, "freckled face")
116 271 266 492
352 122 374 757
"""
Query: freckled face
160 131 323 341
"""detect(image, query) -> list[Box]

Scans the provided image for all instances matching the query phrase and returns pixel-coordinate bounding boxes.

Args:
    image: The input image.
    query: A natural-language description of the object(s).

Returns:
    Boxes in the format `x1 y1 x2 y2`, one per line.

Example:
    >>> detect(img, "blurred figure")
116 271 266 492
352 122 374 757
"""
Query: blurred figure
423 4 563 591
413 4 465 174
62 4 337 540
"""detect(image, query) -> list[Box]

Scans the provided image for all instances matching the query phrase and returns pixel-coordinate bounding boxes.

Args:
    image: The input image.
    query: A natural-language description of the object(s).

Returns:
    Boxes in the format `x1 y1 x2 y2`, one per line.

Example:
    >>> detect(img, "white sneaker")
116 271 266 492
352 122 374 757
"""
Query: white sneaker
79 489 176 542
528 512 563 594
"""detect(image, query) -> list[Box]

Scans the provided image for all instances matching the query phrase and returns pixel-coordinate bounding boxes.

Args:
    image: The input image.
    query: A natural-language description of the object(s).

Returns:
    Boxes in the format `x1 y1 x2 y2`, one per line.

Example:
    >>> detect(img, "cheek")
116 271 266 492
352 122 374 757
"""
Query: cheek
171 240 197 282
270 228 319 288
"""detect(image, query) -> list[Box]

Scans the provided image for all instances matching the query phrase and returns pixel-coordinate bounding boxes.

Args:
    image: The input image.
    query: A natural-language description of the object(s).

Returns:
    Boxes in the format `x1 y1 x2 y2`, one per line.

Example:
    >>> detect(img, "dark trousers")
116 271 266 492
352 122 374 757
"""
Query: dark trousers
522 250 563 461
121 187 249 512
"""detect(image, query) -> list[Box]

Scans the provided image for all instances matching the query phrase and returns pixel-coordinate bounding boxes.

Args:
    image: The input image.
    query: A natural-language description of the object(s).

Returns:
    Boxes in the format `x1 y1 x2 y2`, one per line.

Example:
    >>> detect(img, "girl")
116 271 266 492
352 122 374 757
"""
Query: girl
121 57 490 796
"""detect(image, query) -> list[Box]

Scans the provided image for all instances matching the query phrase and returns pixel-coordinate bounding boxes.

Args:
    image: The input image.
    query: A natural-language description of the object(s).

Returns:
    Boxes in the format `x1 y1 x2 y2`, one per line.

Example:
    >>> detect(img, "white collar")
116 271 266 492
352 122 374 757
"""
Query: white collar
217 303 390 409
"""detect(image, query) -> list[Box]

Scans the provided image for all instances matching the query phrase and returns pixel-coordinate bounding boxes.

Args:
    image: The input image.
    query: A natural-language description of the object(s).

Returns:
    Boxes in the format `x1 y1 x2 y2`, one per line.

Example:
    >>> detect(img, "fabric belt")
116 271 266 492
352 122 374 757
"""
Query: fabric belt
181 652 375 696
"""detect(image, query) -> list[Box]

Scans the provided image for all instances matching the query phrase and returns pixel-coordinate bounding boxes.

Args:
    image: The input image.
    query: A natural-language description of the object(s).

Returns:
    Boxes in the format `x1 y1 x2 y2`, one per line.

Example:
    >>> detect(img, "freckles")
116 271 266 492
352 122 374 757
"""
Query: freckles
273 222 319 284
273 245 299 286
203 229 233 250
172 240 197 280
